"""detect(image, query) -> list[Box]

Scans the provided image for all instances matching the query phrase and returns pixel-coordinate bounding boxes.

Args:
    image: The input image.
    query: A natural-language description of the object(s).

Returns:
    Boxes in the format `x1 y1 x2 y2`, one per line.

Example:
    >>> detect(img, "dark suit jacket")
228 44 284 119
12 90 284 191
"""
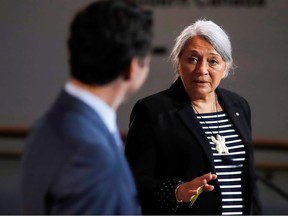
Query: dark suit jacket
21 90 141 214
125 78 262 215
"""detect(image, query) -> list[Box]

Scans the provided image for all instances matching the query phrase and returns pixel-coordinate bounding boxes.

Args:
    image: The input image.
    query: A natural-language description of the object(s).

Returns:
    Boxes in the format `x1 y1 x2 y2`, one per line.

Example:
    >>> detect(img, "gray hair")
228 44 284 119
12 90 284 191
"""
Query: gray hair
170 19 234 78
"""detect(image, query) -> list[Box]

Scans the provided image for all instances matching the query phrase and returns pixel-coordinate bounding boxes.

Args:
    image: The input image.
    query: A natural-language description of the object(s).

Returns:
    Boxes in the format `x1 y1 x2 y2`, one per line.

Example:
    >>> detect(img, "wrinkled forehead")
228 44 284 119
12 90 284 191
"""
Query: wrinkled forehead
180 36 221 57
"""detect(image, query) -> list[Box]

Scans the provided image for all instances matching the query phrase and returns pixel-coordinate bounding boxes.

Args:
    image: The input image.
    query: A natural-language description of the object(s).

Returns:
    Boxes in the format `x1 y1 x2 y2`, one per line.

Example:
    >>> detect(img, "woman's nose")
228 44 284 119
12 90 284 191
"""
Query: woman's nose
197 60 208 75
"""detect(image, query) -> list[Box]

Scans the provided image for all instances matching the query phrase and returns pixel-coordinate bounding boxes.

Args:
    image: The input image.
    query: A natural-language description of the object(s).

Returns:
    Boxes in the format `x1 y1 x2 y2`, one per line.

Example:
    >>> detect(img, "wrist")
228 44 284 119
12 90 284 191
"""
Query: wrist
175 180 184 203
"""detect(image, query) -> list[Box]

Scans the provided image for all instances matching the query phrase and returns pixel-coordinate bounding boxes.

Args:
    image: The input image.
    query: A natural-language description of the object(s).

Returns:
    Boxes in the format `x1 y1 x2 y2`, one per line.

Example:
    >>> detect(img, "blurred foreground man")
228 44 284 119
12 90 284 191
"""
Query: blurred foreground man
21 0 153 214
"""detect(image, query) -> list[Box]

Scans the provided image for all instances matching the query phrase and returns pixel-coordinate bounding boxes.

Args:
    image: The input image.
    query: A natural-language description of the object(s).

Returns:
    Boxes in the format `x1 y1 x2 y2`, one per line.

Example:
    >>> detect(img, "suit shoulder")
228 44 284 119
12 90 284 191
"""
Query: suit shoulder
141 88 173 106
217 88 248 102
217 88 251 113
134 89 175 113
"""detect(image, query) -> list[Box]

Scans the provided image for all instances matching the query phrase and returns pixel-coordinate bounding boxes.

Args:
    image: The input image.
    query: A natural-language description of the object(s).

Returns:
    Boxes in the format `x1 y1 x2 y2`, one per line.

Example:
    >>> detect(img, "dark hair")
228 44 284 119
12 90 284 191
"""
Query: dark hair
68 0 153 85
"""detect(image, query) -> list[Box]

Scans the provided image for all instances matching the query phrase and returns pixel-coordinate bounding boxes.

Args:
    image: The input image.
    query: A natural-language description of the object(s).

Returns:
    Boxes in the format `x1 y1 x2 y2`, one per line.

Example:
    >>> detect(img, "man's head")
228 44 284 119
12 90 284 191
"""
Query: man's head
68 0 153 86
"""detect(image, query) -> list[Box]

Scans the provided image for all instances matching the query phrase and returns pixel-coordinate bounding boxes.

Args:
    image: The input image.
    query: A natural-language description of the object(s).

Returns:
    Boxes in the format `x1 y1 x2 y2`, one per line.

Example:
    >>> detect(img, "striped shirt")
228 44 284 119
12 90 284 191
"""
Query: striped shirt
196 111 246 215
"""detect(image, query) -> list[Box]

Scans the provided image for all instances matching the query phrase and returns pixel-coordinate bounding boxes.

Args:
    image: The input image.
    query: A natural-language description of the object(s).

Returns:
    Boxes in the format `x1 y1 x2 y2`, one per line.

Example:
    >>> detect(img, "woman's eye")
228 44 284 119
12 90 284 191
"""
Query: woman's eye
209 59 219 66
187 56 198 63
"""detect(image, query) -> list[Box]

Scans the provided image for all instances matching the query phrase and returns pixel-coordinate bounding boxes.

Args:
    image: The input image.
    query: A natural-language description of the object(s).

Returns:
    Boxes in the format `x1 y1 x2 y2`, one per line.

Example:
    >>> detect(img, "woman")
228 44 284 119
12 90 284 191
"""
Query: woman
125 19 262 215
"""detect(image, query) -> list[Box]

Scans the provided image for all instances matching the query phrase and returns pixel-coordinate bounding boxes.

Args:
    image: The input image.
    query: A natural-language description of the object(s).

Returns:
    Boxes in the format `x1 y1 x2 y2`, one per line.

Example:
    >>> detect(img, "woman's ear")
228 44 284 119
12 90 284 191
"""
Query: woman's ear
221 64 228 79
177 63 180 75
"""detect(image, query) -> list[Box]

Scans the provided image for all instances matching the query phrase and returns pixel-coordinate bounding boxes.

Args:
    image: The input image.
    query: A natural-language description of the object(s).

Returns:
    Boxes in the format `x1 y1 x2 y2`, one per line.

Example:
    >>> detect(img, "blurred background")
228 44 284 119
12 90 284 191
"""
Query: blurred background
0 0 287 214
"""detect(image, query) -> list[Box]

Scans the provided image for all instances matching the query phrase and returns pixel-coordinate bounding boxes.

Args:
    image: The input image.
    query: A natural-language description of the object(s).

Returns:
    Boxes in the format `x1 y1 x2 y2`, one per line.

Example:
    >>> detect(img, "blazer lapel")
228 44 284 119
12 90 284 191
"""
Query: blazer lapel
176 105 216 172
169 79 216 172
216 89 251 145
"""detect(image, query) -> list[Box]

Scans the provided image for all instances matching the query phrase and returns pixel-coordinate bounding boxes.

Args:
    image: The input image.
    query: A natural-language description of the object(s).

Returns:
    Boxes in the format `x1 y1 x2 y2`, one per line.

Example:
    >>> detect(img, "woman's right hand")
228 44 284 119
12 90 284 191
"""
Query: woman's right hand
175 172 217 203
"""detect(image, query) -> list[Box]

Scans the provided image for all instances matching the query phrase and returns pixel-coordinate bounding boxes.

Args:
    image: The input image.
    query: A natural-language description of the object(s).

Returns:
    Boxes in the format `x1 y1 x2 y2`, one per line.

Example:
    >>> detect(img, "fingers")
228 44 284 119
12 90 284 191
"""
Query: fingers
203 184 214 192
198 172 217 192
200 172 217 181
175 172 217 203
189 172 217 189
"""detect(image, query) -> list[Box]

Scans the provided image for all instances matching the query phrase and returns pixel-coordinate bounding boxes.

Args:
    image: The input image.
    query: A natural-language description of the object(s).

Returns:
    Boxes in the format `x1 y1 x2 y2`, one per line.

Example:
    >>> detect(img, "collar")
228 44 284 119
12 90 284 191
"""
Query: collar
64 81 118 134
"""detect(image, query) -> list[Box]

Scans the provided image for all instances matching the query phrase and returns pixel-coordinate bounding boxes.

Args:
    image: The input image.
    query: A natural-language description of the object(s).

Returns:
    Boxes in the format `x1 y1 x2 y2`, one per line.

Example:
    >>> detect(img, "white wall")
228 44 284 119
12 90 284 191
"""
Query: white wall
1 0 288 139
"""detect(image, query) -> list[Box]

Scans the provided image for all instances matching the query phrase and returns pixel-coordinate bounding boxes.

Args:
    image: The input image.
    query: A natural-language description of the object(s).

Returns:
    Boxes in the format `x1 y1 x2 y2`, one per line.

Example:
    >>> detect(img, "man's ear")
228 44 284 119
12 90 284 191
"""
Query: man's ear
123 57 139 81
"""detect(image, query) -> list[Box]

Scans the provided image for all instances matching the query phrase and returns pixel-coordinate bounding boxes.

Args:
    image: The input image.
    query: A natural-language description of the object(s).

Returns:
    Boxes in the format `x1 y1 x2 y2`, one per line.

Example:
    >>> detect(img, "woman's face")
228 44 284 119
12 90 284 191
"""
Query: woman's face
177 36 227 100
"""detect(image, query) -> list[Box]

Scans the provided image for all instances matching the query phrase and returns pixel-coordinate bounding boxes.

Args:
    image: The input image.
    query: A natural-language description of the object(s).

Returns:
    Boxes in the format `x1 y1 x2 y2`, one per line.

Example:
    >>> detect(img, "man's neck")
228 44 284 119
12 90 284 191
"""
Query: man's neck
69 77 125 111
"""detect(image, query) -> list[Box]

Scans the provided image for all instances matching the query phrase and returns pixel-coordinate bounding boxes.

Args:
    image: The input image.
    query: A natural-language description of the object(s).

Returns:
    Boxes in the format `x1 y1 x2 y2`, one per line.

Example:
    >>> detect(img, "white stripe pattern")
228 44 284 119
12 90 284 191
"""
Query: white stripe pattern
196 111 246 215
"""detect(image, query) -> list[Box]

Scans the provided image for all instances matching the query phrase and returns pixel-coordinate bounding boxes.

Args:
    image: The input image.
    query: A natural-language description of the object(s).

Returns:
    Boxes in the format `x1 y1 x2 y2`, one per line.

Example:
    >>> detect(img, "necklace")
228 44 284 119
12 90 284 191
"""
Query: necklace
192 94 229 154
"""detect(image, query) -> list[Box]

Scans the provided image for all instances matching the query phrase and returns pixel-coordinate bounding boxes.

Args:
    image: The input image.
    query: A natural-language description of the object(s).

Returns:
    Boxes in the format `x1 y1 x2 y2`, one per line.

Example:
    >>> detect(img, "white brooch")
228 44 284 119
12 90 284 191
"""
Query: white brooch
211 134 229 154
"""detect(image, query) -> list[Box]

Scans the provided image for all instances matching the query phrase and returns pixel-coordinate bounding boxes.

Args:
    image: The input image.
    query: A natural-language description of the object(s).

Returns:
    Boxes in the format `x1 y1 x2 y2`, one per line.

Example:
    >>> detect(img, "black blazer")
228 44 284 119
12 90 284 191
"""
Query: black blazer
125 78 262 215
